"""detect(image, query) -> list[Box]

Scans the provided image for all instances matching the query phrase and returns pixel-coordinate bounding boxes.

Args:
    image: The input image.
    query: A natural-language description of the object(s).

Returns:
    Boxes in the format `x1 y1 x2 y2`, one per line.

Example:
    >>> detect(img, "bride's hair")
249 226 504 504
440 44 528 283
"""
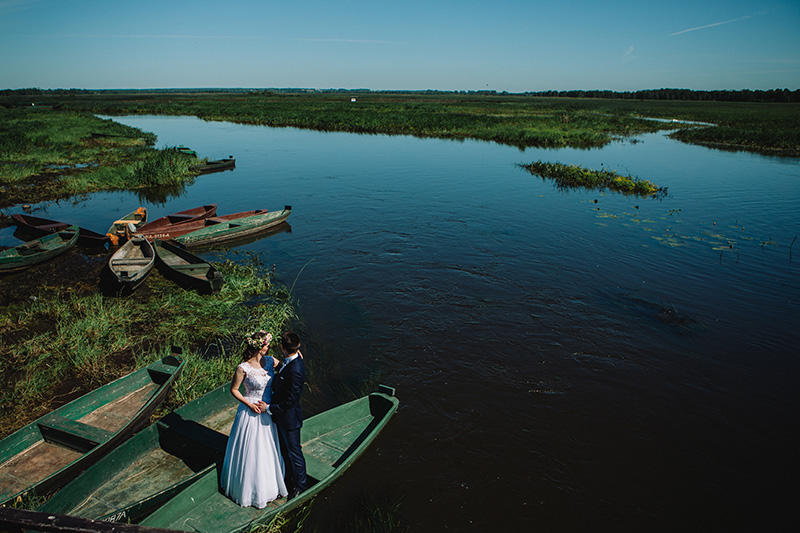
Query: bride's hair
242 344 260 360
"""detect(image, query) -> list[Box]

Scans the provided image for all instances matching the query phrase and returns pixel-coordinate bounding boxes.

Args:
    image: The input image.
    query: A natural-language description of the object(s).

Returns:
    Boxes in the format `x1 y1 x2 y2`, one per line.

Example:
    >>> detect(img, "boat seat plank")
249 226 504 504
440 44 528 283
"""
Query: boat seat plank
171 265 207 273
111 258 152 265
38 416 113 448
147 361 180 376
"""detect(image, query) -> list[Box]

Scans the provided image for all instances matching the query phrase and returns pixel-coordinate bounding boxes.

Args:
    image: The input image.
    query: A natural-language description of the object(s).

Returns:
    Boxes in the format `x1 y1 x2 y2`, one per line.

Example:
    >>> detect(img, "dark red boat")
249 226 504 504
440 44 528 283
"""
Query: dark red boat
133 204 217 241
11 213 109 247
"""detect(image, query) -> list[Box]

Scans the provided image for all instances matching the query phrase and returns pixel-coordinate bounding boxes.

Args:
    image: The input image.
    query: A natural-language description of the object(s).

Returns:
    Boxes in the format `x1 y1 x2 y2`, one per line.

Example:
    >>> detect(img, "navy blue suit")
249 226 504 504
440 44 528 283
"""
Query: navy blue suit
271 356 307 492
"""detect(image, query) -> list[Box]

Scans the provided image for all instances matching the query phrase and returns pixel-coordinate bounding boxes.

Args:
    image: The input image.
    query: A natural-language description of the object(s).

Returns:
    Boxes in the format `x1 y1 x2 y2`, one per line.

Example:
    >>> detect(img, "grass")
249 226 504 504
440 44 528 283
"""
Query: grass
0 256 296 438
521 160 668 198
0 107 199 208
4 90 798 156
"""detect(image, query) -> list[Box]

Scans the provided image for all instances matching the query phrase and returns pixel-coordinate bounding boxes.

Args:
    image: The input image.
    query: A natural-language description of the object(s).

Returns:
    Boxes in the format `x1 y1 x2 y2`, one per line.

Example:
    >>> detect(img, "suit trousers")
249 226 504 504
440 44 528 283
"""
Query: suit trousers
278 425 307 492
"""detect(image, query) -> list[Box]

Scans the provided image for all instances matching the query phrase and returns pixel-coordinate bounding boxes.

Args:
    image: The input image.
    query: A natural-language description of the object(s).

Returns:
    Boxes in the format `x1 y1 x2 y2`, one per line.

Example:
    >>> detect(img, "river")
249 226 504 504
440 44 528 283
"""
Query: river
3 115 798 531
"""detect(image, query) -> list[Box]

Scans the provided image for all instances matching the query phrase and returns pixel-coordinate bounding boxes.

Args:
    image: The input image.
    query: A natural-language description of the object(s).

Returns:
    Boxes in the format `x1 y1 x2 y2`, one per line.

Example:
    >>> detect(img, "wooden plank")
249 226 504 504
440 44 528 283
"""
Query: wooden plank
0 506 176 532
0 441 82 500
38 417 113 447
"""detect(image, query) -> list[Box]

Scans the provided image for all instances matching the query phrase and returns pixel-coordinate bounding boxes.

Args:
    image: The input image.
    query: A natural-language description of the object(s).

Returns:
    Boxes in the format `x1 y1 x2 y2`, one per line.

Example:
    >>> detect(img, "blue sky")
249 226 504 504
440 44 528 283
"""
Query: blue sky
1 0 798 91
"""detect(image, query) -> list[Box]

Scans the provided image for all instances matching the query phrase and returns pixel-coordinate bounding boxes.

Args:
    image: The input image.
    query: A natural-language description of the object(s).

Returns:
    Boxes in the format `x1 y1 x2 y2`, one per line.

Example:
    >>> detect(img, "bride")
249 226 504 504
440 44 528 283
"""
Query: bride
220 330 287 508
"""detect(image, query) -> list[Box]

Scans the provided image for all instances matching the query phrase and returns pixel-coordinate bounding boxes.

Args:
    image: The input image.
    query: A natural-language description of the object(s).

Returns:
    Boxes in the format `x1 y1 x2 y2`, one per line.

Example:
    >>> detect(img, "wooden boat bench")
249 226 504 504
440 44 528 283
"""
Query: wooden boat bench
111 258 152 266
147 359 182 384
37 415 113 453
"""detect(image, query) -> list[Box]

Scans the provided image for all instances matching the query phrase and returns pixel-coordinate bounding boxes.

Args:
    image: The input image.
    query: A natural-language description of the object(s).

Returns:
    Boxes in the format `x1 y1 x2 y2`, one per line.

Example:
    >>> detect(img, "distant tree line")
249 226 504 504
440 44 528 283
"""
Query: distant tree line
2 87 798 103
522 88 800 103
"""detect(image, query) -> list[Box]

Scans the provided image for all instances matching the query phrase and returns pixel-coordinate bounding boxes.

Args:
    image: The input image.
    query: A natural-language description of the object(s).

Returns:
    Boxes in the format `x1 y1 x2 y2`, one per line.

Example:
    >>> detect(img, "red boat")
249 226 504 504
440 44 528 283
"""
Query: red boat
133 204 217 241
137 209 268 241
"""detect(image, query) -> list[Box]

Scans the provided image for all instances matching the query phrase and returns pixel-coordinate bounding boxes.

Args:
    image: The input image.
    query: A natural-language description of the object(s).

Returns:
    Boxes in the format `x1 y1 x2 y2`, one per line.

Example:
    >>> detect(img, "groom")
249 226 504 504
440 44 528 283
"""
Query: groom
269 331 308 500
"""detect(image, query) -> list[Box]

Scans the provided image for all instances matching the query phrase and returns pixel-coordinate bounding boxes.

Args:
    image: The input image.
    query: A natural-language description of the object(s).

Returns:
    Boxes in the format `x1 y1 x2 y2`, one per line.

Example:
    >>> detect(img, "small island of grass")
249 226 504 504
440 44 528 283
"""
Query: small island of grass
521 160 668 198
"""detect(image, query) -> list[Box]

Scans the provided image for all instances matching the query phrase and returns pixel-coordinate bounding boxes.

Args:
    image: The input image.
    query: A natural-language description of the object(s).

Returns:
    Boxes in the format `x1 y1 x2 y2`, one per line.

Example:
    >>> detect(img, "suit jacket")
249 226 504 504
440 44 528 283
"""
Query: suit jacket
271 356 305 430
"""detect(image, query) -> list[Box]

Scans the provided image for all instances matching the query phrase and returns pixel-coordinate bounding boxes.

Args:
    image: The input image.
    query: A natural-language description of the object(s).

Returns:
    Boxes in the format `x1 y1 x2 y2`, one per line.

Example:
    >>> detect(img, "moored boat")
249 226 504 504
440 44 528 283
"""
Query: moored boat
138 209 265 242
140 386 398 532
107 234 155 292
134 204 217 241
176 146 197 157
40 385 398 530
191 157 236 175
106 207 148 246
174 206 292 248
154 239 224 294
36 381 236 524
0 353 184 507
0 225 79 273
11 213 108 247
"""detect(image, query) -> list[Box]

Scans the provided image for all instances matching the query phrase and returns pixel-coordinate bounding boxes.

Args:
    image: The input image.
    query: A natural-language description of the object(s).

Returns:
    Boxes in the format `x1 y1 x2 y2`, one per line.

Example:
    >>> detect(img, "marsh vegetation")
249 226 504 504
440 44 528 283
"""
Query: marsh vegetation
4 90 798 157
521 160 668 198
0 108 200 208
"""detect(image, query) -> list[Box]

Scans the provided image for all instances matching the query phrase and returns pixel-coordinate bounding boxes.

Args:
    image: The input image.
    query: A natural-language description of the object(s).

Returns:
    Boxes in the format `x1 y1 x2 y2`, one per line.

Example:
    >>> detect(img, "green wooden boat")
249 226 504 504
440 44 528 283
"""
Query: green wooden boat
39 385 398 530
0 225 79 273
173 206 292 248
190 157 235 175
0 355 184 507
154 239 224 294
140 385 398 532
36 381 236 524
177 146 197 157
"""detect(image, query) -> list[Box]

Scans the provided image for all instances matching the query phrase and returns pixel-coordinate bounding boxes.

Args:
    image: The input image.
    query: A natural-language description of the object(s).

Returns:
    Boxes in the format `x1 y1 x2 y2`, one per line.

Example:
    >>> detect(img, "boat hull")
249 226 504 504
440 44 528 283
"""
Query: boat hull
154 239 224 294
141 386 398 532
135 204 217 241
0 225 79 272
0 355 184 506
36 383 234 524
107 235 155 293
11 214 107 247
174 207 292 247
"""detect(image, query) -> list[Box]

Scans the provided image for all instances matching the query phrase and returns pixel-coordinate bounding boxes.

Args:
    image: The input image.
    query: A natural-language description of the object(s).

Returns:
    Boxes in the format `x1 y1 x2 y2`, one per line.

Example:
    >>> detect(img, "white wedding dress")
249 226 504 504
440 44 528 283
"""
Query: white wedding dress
220 360 287 508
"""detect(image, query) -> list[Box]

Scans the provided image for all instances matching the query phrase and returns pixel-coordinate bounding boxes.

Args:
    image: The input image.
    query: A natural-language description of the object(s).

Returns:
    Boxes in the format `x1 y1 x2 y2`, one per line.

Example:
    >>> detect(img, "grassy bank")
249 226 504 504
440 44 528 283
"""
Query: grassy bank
4 91 798 156
0 256 295 439
521 160 668 198
0 107 200 208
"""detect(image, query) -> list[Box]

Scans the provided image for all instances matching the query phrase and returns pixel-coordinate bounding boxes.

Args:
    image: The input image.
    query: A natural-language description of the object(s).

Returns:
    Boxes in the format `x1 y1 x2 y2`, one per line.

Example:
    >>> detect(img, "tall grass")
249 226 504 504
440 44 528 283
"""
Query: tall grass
0 258 295 438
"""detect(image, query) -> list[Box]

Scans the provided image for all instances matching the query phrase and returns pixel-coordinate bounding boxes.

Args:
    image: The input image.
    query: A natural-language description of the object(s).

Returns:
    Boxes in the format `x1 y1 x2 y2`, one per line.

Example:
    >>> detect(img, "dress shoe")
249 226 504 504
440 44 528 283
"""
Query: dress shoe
287 488 302 501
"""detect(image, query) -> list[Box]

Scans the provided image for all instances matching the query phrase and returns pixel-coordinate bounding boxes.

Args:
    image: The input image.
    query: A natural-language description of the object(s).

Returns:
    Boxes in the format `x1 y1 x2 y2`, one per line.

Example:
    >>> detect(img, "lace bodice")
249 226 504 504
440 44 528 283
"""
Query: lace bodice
238 360 274 404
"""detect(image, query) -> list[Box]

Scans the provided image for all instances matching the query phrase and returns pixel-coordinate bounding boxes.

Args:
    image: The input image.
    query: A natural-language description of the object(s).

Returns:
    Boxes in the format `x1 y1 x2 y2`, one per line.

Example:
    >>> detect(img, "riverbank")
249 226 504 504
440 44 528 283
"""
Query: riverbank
0 107 202 209
3 90 798 156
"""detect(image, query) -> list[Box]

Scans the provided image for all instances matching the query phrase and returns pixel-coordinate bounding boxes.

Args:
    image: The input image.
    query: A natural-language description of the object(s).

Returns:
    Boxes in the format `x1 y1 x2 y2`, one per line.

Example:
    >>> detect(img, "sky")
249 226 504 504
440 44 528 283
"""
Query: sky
1 0 798 92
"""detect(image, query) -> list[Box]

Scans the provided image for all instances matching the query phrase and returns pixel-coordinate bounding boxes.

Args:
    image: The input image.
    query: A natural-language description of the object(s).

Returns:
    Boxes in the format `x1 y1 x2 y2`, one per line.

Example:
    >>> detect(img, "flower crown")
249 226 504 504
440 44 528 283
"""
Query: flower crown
244 330 272 350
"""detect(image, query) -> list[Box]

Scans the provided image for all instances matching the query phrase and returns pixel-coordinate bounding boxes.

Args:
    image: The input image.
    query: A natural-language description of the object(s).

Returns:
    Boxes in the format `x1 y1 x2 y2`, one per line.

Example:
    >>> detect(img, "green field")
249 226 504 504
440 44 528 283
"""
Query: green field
1 91 797 208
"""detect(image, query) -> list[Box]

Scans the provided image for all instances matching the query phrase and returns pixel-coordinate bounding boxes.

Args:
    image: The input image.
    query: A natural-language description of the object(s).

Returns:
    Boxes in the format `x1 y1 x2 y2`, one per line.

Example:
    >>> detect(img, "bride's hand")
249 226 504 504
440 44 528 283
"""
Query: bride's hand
248 402 262 414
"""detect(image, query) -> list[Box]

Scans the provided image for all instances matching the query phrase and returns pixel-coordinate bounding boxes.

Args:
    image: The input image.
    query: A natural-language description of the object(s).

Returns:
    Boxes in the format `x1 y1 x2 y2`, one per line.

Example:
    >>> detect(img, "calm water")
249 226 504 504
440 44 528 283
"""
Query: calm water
3 115 798 531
